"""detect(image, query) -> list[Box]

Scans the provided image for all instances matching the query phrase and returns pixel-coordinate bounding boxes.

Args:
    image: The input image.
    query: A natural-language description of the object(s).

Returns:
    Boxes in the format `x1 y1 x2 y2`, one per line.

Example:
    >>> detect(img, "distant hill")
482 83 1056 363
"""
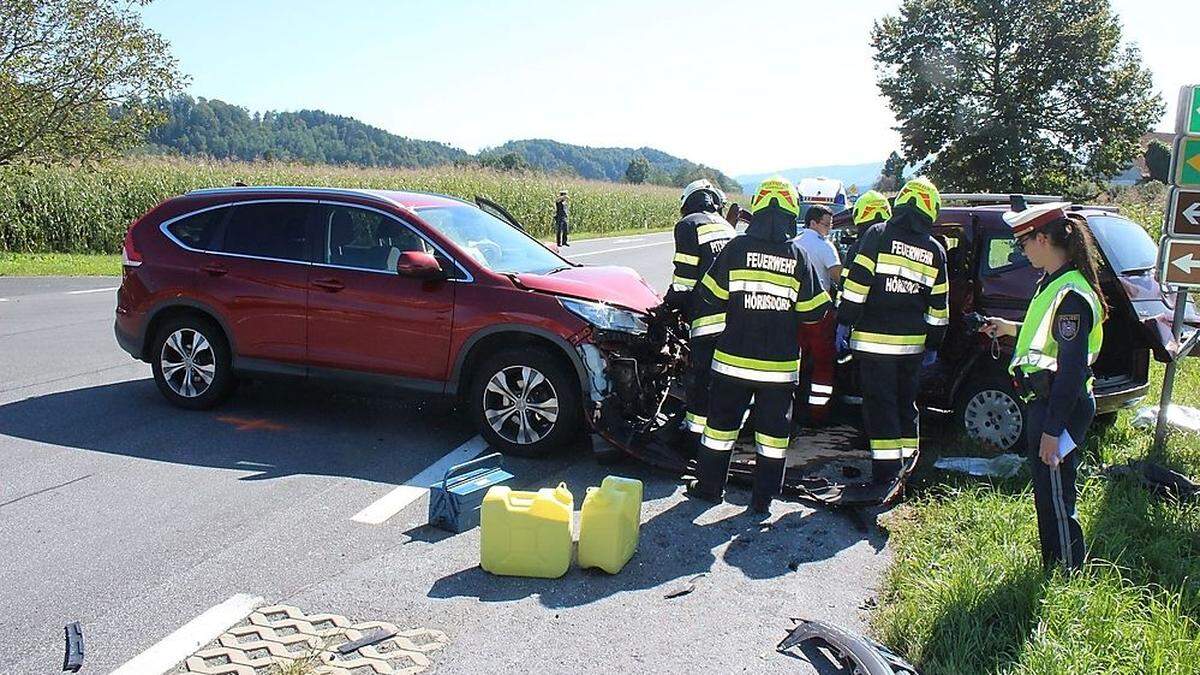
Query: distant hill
146 96 470 168
736 162 885 193
482 139 741 193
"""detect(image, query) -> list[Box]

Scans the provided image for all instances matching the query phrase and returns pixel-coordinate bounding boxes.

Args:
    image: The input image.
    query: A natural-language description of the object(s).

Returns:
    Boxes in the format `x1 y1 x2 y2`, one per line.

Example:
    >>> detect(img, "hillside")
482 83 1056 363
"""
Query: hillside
480 139 741 193
735 161 884 193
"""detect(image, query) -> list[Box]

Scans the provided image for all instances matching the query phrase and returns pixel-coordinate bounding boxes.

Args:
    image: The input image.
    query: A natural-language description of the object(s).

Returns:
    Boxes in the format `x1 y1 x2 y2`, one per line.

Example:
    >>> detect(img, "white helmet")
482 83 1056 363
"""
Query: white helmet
680 179 725 207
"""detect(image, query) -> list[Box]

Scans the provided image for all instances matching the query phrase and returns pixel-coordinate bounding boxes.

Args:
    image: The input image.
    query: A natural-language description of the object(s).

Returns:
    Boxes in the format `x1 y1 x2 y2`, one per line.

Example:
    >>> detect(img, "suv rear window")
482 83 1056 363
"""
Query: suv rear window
1088 215 1157 273
167 209 224 250
219 202 311 261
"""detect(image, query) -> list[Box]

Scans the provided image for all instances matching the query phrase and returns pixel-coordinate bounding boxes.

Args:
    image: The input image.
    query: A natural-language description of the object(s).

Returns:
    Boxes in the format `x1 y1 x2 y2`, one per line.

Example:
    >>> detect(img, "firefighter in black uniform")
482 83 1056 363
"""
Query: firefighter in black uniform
838 189 892 293
687 177 831 512
664 179 736 438
837 177 948 490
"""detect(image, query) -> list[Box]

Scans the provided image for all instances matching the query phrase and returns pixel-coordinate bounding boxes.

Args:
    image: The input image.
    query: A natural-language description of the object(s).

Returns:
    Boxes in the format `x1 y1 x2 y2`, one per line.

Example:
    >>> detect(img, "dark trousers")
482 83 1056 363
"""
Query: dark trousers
857 353 922 481
556 219 569 245
1026 394 1093 571
797 311 837 424
685 336 717 433
697 374 793 505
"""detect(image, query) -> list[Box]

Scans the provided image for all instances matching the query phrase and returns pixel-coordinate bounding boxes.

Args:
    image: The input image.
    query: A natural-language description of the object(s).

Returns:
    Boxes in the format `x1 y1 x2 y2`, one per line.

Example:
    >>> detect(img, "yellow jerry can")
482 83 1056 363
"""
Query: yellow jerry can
480 483 573 578
577 475 643 574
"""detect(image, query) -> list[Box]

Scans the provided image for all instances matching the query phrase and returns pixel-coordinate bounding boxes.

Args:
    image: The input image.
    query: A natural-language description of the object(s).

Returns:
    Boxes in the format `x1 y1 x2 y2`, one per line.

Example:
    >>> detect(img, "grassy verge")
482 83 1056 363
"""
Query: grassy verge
0 252 121 276
875 361 1200 673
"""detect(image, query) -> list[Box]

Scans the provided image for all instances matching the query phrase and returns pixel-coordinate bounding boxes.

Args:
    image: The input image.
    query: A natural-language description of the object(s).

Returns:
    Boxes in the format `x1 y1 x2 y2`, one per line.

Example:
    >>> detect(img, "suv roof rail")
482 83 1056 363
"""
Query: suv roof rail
184 185 403 209
940 193 1066 204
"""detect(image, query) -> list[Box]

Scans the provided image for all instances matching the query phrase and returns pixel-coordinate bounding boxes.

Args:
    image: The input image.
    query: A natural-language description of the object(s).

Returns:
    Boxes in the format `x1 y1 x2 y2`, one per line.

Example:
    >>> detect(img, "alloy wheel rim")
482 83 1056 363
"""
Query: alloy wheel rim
160 328 216 398
963 389 1023 449
483 365 559 445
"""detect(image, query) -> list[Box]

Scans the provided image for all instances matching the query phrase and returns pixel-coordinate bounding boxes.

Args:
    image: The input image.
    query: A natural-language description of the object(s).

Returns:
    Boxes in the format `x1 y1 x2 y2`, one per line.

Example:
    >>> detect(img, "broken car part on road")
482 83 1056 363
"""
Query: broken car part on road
777 618 920 675
582 306 910 508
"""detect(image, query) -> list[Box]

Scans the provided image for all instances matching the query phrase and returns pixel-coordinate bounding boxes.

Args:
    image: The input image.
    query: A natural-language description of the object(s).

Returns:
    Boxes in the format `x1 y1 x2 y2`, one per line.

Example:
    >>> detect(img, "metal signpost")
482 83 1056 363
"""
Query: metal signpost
1153 84 1200 453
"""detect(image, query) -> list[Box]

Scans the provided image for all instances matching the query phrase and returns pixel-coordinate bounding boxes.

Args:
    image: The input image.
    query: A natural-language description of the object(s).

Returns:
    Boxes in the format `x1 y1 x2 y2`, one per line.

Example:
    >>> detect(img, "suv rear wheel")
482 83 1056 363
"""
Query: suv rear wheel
151 315 235 410
469 347 581 458
957 375 1027 452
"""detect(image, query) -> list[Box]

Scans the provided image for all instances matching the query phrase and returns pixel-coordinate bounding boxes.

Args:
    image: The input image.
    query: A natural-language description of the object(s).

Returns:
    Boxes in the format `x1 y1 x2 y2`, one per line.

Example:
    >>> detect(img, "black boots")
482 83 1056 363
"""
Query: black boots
751 455 786 513
687 446 732 503
871 458 903 485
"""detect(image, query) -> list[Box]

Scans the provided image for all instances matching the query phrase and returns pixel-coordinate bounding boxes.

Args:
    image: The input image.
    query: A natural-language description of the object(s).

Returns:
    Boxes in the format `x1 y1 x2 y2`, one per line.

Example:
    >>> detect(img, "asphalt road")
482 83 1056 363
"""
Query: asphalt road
0 232 888 674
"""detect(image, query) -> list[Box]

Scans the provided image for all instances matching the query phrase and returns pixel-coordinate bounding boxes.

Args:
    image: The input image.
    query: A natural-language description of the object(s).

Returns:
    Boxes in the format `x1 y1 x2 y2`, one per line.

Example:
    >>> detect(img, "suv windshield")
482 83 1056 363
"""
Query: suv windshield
1088 215 1157 273
416 205 568 275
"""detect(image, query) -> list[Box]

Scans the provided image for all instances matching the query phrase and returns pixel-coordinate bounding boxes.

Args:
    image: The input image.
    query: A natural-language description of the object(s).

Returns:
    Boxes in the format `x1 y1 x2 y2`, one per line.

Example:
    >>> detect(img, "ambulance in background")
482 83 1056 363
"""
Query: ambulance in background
796 177 849 223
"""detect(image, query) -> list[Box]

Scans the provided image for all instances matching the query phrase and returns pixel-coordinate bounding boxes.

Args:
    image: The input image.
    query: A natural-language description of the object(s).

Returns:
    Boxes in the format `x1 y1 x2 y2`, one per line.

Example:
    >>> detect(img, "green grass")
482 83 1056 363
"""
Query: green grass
0 252 121 276
875 360 1200 674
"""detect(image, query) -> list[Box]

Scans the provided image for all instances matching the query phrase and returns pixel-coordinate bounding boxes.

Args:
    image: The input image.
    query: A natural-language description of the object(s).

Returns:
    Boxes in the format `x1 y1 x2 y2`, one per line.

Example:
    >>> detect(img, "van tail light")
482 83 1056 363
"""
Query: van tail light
122 225 142 267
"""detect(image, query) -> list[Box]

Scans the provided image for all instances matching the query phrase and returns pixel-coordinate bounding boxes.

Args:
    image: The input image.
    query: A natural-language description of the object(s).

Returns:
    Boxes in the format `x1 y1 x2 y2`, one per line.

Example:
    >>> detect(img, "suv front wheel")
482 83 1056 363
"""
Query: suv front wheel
469 347 581 458
957 374 1027 452
150 315 235 410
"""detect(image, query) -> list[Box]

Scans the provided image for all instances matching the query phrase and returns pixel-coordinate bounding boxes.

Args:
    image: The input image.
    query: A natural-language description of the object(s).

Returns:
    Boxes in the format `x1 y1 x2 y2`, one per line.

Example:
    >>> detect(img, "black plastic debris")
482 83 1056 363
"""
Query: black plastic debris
336 627 398 655
62 622 83 673
1103 459 1199 502
663 573 708 599
777 618 919 675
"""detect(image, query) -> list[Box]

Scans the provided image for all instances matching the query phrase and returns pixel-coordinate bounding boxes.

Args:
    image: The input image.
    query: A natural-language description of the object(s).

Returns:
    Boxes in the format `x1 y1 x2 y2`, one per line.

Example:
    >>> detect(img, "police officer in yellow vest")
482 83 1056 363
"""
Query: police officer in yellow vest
982 202 1107 571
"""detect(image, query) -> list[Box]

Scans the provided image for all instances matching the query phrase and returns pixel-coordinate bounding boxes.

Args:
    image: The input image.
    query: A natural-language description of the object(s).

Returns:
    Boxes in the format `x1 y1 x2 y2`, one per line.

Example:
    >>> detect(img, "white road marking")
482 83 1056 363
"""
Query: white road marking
66 286 119 295
235 460 274 468
351 435 488 525
0 298 8 302
569 240 674 259
110 593 263 675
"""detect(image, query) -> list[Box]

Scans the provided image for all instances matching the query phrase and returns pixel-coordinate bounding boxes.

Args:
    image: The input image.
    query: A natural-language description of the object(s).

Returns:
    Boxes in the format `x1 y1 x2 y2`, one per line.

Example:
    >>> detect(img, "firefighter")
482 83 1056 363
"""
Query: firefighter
838 190 892 290
664 179 736 438
837 177 948 490
981 203 1107 571
687 177 831 512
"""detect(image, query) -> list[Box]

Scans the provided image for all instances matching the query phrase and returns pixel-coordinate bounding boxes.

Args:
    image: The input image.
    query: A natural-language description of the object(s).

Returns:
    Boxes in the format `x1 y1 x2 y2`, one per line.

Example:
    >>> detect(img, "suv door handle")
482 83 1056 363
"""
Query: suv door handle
201 263 228 276
312 277 345 292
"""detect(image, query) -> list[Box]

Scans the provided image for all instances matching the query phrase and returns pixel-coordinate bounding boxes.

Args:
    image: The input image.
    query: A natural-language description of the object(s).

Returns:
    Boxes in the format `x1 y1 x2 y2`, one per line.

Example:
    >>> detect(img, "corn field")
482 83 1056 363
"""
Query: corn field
0 158 683 253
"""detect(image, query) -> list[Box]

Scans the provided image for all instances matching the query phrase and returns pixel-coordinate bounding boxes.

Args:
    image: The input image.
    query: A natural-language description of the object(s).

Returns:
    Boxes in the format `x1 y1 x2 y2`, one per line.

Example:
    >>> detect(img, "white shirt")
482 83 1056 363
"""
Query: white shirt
791 227 840 291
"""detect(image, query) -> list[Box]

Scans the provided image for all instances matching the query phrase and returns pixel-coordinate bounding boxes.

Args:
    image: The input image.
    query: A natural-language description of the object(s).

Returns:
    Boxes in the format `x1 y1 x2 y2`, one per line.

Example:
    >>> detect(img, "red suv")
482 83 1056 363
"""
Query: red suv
115 186 660 456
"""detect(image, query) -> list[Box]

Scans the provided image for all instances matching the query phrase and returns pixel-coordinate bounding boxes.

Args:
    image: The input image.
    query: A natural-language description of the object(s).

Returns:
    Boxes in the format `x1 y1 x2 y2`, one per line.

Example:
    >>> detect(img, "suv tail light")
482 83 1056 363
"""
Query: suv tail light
122 224 142 267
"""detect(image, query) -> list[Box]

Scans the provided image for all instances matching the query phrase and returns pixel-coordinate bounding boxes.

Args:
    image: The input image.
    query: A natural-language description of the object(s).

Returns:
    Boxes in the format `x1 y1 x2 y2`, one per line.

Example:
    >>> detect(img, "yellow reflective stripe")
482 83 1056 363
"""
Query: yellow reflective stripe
755 432 789 449
932 281 948 295
927 305 949 318
701 273 728 300
704 426 740 441
730 269 800 290
691 313 726 328
714 350 799 372
795 289 831 312
843 279 870 295
672 274 696 289
697 222 731 236
850 331 926 345
853 254 875 273
674 252 700 266
876 253 938 286
870 438 904 449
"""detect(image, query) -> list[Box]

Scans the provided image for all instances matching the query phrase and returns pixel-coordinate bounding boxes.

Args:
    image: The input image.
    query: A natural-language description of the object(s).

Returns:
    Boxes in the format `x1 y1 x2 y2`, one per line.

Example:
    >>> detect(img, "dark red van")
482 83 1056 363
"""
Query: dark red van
114 186 660 456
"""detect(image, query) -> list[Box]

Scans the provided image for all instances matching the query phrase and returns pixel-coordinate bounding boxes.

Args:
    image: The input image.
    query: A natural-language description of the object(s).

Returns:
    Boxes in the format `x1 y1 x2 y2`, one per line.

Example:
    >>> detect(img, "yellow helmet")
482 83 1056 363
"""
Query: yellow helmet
895 177 941 222
750 176 800 217
853 190 892 226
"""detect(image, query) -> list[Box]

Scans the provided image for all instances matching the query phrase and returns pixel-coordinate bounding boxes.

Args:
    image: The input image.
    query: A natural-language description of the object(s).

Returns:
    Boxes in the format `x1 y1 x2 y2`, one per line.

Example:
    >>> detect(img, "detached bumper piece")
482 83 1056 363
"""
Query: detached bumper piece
62 622 83 673
777 618 919 675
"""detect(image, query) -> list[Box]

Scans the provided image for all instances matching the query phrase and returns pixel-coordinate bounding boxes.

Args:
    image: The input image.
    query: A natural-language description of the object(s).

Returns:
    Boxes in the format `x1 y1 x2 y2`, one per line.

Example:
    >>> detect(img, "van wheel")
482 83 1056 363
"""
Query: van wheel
150 316 235 410
957 376 1027 452
470 348 581 458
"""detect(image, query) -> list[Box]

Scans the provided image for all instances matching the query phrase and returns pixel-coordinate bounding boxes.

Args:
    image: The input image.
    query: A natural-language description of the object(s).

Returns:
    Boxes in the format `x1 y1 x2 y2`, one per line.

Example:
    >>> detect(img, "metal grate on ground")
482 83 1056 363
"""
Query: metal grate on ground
175 604 449 675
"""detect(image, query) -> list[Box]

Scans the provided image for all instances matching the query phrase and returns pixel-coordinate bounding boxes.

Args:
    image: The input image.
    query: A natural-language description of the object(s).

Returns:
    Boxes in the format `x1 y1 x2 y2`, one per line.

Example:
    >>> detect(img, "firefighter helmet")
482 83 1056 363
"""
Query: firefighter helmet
894 177 941 222
749 177 800 217
853 190 892 226
681 179 725 207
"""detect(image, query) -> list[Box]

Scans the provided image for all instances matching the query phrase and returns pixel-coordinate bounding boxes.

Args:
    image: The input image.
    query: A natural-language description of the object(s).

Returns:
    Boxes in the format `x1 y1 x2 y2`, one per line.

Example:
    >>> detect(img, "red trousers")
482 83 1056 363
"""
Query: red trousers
797 310 837 424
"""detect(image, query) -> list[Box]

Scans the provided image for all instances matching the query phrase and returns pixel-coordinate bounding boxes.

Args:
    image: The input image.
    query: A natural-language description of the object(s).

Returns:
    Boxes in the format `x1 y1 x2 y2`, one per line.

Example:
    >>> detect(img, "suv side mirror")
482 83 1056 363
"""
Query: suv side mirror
396 251 444 279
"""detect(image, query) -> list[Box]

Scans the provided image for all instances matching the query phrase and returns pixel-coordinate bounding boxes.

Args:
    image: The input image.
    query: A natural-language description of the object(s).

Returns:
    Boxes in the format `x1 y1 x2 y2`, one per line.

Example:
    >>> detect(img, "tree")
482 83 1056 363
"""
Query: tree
0 0 187 164
874 151 906 191
625 154 650 184
871 0 1163 193
480 151 530 172
1145 140 1171 183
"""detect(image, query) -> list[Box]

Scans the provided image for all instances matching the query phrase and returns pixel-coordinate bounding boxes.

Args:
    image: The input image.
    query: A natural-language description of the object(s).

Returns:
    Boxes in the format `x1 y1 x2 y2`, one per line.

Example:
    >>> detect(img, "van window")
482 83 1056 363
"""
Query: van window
984 236 1029 275
167 209 224 250
220 202 311 261
321 205 429 272
1088 215 1157 273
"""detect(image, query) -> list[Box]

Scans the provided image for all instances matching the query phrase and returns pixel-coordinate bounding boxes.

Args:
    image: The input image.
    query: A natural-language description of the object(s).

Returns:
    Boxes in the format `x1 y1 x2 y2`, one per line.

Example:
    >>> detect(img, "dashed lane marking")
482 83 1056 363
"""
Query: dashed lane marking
351 435 487 525
66 286 119 295
110 593 264 675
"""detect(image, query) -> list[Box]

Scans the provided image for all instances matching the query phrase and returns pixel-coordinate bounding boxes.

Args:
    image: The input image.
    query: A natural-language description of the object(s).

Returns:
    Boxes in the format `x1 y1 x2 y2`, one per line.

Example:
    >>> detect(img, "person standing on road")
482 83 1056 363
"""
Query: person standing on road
664 179 736 440
791 204 841 425
836 177 948 495
555 190 570 247
687 177 831 513
838 190 892 292
981 203 1107 572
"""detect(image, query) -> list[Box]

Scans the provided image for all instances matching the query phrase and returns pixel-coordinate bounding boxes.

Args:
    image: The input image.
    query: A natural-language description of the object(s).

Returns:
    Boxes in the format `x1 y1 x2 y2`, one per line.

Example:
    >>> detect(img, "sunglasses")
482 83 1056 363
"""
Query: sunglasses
1015 234 1033 252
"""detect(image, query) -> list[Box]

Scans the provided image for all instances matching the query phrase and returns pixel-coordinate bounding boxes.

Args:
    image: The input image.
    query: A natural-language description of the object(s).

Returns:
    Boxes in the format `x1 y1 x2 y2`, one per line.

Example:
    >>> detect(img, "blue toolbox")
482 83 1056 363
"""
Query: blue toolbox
428 452 513 533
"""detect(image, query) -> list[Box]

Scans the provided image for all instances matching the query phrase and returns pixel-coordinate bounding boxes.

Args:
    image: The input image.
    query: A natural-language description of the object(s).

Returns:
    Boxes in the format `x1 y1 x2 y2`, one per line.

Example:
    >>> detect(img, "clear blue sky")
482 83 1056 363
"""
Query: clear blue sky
140 0 1194 176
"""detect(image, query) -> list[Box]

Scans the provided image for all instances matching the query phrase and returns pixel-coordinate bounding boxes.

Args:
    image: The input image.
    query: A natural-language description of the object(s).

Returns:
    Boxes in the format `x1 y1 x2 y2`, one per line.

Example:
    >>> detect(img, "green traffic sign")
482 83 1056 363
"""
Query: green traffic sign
1187 86 1200 137
1177 136 1200 188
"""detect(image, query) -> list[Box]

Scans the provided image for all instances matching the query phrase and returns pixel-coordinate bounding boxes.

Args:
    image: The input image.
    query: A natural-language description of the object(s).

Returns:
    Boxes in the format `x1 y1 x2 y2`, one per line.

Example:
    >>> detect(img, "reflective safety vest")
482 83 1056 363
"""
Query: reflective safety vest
1009 270 1103 376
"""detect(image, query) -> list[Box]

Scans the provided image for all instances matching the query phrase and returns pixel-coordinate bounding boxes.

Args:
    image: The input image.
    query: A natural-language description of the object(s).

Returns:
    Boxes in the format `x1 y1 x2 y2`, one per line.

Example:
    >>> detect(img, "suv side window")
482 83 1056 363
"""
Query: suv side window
167 209 225 250
982 235 1030 276
321 205 429 273
219 202 312 261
